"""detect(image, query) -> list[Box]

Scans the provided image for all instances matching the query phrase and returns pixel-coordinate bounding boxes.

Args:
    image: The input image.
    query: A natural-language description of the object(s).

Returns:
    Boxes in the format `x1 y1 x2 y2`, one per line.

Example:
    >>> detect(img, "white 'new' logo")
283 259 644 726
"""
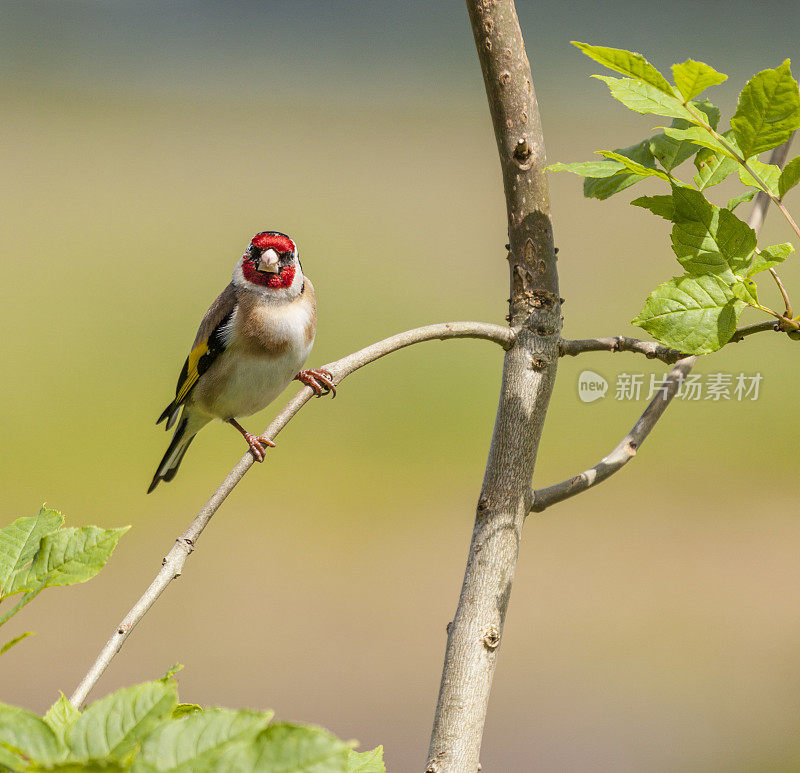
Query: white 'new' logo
577 370 608 403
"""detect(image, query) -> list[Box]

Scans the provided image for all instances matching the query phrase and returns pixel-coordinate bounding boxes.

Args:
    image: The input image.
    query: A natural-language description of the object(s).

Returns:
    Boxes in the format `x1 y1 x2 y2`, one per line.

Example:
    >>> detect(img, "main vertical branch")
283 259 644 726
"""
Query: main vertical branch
426 2 559 770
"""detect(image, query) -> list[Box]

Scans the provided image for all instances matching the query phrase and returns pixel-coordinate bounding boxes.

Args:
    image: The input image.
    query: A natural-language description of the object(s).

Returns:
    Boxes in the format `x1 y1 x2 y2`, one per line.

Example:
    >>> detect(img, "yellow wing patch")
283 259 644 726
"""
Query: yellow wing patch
171 304 234 407
175 342 209 403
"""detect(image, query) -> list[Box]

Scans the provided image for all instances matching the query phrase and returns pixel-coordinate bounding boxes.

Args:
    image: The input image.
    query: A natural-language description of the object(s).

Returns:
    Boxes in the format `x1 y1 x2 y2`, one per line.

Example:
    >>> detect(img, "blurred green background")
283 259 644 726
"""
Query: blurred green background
2 1 800 770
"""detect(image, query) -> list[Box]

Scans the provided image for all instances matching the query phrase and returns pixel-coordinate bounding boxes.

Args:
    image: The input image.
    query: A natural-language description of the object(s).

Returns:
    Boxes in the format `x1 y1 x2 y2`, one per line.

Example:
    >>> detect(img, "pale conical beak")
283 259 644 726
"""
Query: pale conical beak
257 248 281 273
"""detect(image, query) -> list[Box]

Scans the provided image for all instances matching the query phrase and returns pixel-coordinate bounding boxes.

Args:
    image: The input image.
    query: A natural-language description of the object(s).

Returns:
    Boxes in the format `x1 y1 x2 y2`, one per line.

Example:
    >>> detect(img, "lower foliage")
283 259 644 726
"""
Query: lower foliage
0 671 384 772
0 510 385 772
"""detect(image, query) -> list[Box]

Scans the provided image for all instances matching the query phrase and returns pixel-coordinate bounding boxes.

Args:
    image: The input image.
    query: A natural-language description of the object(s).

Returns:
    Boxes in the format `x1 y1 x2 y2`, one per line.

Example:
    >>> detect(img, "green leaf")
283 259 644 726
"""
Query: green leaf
748 243 795 275
649 102 721 172
727 190 756 211
0 631 35 655
0 703 60 767
545 160 624 177
671 60 727 101
631 195 674 220
43 695 80 751
9 526 128 596
649 136 686 172
738 159 781 195
0 743 26 771
161 664 183 682
596 150 671 181
691 98 722 130
670 186 757 280
132 708 273 772
731 60 800 158
649 131 697 172
632 274 746 354
0 508 64 596
347 746 385 773
778 155 800 197
171 704 203 720
661 125 736 158
693 148 738 189
593 75 693 121
217 723 349 773
572 42 674 95
584 141 657 200
732 278 759 305
66 681 177 763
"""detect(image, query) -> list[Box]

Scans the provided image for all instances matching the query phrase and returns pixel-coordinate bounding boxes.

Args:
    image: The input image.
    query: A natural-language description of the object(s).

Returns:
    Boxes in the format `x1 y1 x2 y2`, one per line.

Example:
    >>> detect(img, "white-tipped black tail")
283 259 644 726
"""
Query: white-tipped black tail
156 399 181 430
148 410 208 493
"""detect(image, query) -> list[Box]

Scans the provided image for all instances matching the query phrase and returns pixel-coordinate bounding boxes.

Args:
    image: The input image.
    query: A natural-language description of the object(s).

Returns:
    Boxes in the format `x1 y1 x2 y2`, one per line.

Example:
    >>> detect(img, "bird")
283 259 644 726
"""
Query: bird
148 231 334 493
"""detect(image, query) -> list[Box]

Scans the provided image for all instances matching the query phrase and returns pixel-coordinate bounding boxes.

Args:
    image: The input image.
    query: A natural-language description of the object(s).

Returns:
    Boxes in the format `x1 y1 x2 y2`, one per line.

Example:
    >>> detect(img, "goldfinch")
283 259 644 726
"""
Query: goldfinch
148 231 334 493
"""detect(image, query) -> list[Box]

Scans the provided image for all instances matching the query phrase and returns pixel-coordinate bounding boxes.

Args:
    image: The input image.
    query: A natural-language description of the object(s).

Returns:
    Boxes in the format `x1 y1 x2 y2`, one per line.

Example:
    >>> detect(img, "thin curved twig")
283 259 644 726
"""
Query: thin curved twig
731 320 780 342
559 336 683 364
560 321 781 363
530 356 695 512
68 321 513 708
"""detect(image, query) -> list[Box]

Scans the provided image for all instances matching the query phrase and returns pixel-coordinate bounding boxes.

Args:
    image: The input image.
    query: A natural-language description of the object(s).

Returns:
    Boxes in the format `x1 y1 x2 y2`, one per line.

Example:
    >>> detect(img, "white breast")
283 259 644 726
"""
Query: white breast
191 297 315 420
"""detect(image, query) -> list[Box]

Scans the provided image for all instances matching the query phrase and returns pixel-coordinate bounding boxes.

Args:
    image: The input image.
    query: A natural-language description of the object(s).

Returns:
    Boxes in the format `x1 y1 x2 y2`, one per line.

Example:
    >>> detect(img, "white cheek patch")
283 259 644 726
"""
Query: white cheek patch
287 261 305 293
232 256 247 286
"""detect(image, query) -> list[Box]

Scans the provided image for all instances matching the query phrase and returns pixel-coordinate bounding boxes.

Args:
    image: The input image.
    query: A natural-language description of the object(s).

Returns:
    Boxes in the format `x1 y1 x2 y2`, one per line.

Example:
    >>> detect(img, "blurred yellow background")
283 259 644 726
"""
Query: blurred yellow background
2 1 799 770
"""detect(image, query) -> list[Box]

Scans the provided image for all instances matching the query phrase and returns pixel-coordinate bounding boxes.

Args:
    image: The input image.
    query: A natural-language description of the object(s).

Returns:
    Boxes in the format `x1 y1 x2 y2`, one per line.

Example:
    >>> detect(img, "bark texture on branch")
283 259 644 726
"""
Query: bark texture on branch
426 3 559 770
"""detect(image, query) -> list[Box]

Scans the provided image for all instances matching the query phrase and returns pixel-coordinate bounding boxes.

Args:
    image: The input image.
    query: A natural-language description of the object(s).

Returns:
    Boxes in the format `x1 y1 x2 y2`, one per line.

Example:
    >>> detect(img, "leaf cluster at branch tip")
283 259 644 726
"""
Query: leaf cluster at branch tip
548 43 800 354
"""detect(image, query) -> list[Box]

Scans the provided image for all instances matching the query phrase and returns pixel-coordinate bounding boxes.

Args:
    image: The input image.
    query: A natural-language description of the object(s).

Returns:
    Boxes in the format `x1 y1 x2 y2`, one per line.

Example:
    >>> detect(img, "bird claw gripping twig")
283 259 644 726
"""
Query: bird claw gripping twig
227 418 276 462
295 368 336 398
242 432 276 463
